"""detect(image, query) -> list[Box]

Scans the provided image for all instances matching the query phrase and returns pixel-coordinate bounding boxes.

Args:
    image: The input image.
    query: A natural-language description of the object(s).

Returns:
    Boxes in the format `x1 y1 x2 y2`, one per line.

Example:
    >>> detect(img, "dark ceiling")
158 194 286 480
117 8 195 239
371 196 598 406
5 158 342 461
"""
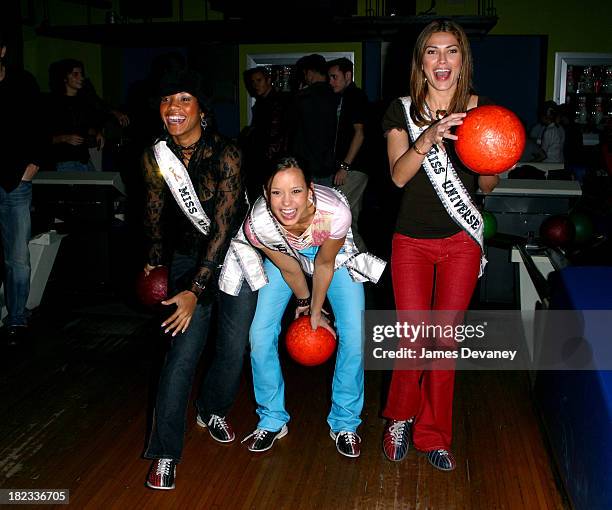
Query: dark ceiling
37 15 498 47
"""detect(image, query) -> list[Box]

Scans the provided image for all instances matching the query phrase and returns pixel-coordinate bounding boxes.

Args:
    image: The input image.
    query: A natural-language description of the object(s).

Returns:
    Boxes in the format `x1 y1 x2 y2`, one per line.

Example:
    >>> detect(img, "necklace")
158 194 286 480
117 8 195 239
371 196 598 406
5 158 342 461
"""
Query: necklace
176 139 201 152
425 101 448 120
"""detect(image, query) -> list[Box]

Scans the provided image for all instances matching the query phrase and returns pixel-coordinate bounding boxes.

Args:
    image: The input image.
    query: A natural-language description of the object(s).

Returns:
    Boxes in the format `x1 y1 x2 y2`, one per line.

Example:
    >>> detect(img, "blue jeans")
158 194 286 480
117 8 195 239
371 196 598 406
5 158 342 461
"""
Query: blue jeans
0 181 32 327
56 160 95 172
250 246 365 433
145 252 257 462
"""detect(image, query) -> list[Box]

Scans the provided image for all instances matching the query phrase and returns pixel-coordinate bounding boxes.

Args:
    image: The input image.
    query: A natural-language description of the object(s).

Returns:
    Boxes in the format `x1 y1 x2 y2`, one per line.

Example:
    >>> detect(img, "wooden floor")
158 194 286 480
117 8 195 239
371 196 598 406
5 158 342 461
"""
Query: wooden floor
0 281 569 510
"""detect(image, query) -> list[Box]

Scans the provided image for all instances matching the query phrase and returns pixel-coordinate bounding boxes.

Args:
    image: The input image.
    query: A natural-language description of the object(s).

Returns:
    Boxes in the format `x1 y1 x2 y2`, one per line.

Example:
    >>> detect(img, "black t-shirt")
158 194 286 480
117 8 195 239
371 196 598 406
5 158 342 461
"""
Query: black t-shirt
45 93 103 165
382 96 493 238
288 81 338 178
335 82 370 172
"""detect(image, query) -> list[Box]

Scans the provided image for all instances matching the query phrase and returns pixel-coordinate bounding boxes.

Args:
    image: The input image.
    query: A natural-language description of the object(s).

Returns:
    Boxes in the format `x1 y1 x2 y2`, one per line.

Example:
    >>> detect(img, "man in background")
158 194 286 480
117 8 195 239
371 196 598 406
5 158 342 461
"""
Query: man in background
289 54 338 186
0 29 44 347
240 66 289 201
328 57 370 251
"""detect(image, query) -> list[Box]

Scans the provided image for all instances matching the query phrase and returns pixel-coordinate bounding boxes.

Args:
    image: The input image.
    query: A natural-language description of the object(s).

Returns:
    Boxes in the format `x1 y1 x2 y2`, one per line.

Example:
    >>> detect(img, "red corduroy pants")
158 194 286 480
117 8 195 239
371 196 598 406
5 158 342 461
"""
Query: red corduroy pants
383 231 481 451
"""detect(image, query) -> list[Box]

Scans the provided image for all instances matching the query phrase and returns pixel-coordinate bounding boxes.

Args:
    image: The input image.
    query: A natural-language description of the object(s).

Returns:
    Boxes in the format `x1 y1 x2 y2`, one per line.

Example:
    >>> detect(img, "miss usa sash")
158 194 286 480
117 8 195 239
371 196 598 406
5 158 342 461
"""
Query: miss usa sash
400 97 487 276
153 140 211 236
219 186 386 296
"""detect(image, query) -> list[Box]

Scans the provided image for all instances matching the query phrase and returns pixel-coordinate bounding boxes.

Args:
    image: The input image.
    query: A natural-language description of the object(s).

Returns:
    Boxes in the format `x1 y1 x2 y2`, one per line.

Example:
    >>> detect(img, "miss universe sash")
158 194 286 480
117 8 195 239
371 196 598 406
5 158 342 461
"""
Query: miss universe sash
219 186 386 296
153 140 211 236
400 97 487 276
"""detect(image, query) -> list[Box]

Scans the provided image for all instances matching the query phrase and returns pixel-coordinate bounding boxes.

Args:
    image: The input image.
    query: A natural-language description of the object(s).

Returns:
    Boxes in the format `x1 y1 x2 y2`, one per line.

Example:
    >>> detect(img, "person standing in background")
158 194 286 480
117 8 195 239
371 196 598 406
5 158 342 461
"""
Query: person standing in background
240 66 289 201
328 57 370 252
288 54 338 186
0 29 44 347
46 58 104 172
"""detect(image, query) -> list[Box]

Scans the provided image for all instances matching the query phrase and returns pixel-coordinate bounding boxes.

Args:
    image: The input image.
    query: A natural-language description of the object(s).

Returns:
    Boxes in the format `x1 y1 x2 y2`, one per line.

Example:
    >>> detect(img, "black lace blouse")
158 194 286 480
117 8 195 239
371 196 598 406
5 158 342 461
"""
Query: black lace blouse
142 132 247 299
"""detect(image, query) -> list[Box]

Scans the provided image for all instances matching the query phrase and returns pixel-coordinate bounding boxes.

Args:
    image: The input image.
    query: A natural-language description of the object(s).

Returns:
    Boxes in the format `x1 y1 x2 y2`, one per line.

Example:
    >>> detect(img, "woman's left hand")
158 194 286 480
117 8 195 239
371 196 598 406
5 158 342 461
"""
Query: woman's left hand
295 304 310 319
160 290 197 337
309 309 336 339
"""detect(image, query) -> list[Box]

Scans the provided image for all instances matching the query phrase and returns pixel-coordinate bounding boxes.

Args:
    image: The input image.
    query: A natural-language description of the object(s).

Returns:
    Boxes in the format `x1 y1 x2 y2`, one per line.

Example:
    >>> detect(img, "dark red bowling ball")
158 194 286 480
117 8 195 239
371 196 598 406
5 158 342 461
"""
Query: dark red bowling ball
539 215 576 248
286 316 337 367
136 266 168 307
455 105 526 174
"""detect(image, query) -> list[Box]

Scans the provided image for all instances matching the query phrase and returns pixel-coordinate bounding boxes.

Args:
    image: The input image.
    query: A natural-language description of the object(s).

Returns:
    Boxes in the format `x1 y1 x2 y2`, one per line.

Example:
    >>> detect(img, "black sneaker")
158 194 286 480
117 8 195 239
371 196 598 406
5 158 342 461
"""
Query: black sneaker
330 430 361 458
146 458 177 490
426 449 457 471
197 414 235 443
241 425 288 452
5 326 28 348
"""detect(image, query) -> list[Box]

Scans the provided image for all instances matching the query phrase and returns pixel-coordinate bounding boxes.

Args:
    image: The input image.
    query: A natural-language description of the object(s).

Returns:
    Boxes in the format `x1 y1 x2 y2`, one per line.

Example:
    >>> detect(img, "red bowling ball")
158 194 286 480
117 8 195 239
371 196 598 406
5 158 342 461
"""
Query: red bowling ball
455 105 526 174
136 266 169 307
286 316 337 367
540 215 576 248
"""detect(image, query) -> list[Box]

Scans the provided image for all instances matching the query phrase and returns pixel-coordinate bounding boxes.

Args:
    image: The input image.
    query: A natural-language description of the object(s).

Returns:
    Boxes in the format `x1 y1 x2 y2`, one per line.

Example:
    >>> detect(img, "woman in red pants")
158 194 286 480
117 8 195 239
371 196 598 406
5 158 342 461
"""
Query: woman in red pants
380 19 499 471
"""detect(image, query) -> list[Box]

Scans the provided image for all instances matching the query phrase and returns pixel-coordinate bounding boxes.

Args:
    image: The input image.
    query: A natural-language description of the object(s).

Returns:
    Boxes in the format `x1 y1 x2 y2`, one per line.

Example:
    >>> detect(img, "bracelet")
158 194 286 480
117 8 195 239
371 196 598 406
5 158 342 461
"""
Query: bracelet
296 296 311 307
338 161 351 172
192 280 206 291
412 143 428 156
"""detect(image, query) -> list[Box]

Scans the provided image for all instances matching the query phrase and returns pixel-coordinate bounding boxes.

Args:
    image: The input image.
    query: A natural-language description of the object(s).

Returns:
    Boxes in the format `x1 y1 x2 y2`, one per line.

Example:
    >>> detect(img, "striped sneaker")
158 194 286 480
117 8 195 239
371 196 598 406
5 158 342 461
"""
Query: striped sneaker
382 419 413 462
330 430 361 458
146 458 177 490
197 414 235 443
241 425 288 452
426 449 457 471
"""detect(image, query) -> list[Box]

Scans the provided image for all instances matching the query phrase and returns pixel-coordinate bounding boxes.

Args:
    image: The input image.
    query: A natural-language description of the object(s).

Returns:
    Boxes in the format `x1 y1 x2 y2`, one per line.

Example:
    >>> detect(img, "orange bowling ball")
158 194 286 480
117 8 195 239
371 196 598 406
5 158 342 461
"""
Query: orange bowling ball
455 105 526 174
136 266 169 307
285 316 337 366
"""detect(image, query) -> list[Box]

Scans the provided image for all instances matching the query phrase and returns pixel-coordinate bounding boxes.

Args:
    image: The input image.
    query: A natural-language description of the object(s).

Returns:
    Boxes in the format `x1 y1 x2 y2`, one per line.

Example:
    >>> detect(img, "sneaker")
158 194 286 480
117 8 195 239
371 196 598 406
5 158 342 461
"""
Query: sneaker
197 414 235 443
5 326 28 348
146 458 177 490
426 449 457 471
382 419 413 462
241 425 288 452
330 430 361 458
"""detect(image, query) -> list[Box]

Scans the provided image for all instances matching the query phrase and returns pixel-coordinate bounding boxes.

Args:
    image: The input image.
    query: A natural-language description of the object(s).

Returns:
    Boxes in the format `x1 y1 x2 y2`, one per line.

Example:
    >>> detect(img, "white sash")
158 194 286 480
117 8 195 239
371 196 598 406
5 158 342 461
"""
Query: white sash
400 97 487 276
153 140 211 236
219 186 386 296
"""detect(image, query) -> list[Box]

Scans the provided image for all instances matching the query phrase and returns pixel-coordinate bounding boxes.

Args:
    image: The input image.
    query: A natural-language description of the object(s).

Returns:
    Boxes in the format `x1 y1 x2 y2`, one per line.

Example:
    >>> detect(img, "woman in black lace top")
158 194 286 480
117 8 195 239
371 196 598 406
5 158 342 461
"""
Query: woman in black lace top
143 70 257 491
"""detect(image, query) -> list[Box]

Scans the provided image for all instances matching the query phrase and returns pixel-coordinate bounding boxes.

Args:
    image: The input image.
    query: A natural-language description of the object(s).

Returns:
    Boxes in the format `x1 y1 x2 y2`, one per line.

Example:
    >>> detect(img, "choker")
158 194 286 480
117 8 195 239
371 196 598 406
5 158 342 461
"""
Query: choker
169 137 203 153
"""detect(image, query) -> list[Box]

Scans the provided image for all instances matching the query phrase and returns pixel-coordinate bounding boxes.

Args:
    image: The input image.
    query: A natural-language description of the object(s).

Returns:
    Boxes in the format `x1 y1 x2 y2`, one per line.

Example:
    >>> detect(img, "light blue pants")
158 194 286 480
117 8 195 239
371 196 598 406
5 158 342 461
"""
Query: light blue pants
249 246 365 433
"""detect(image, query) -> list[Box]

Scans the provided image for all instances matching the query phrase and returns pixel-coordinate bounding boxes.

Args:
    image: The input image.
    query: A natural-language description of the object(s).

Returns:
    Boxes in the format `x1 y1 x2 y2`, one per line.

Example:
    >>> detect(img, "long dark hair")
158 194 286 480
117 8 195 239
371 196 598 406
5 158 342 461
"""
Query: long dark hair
410 19 473 127
49 58 84 95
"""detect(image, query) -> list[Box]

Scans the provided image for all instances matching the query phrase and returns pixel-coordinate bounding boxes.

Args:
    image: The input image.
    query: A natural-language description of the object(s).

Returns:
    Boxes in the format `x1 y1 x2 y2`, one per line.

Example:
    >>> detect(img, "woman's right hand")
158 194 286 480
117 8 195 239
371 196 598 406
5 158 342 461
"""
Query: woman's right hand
420 112 467 151
60 134 85 146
